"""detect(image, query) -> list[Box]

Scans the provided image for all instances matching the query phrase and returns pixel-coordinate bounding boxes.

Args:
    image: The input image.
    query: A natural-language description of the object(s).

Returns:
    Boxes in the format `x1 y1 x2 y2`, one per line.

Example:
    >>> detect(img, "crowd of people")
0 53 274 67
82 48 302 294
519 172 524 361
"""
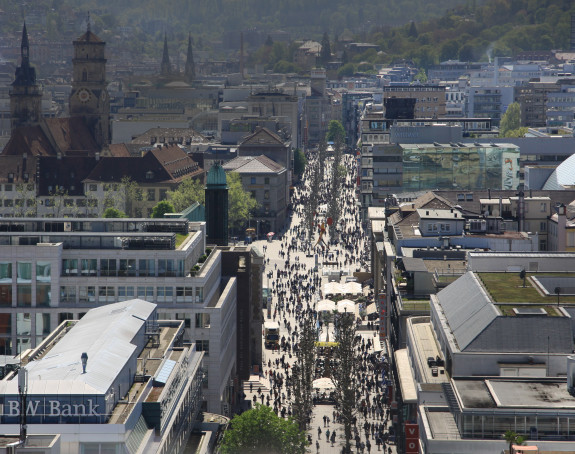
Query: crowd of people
251 150 396 453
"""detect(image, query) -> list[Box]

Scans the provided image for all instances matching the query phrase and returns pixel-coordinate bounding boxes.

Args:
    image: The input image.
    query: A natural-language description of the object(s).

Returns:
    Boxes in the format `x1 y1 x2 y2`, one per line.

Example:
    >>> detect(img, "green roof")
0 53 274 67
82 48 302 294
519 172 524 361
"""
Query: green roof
206 163 227 187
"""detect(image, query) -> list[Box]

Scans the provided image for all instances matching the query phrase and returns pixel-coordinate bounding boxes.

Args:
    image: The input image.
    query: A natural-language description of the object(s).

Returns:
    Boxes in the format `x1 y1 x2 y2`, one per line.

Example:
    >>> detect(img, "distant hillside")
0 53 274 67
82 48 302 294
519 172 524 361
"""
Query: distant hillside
361 0 575 69
2 0 473 43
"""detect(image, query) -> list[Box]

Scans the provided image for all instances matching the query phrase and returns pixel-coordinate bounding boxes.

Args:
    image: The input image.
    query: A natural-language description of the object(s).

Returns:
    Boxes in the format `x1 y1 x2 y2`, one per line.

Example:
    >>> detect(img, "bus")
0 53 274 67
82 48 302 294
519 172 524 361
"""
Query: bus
264 321 280 349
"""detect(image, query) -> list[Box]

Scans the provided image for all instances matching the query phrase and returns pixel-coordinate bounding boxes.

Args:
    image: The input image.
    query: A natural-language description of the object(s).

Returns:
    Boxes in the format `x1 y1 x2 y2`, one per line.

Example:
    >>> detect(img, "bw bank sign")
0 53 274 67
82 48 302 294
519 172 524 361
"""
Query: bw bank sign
3 399 100 417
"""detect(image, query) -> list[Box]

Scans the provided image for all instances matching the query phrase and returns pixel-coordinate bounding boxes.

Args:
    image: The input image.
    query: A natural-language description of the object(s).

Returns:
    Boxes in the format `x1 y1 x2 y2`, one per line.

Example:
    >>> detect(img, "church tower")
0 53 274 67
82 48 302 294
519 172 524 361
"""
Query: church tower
10 23 42 132
69 23 110 148
160 33 172 76
184 33 195 83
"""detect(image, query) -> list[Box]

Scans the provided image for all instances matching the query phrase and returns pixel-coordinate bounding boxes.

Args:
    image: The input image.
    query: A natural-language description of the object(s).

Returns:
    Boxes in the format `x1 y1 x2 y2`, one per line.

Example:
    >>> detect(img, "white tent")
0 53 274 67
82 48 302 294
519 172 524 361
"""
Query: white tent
317 299 336 312
313 377 335 390
337 299 355 314
323 282 342 295
343 282 362 295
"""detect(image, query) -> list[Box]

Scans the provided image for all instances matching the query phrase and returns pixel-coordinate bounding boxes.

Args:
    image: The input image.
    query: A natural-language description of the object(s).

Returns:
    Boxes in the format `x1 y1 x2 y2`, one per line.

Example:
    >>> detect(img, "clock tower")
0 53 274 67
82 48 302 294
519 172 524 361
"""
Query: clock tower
69 24 110 148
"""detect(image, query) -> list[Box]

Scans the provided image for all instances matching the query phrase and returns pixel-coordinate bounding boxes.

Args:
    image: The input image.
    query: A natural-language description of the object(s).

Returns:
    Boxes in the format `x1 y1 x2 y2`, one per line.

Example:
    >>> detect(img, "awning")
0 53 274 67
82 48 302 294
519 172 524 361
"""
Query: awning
366 303 377 315
317 299 336 312
337 299 355 314
313 377 335 390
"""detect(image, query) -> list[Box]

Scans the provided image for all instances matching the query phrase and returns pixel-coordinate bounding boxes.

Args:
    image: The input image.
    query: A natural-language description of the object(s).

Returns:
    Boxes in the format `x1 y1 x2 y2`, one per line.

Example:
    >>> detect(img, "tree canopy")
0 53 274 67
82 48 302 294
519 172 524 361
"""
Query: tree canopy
227 172 258 232
293 148 307 177
151 200 175 218
220 404 307 454
167 178 205 212
103 207 127 218
326 120 345 143
499 102 523 137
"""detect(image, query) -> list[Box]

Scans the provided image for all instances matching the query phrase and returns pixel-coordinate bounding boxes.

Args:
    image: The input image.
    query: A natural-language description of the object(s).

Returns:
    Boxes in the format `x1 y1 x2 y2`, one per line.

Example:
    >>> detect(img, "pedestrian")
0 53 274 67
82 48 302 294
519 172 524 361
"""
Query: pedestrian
318 426 322 438
326 429 330 441
316 440 320 453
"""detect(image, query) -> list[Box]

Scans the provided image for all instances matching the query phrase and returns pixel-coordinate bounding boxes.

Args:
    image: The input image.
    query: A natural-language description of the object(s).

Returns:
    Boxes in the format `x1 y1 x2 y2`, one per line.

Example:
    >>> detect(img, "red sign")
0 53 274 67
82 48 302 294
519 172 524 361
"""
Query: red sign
379 294 387 339
405 424 419 439
405 438 419 453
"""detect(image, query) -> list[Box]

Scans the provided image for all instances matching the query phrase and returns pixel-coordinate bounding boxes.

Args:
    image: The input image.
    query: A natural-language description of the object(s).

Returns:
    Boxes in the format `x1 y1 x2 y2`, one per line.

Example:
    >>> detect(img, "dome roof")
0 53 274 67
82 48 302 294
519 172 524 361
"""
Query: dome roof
206 162 227 187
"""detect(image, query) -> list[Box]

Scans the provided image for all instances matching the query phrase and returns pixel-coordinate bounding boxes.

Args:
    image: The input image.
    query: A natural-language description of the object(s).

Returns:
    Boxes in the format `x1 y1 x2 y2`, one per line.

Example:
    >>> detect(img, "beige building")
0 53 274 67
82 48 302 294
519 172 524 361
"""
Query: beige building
383 85 446 118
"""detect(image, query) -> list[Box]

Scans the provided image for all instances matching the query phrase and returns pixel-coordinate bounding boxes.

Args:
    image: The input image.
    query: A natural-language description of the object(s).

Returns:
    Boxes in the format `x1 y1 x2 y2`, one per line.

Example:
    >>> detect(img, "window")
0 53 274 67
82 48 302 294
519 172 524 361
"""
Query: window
89 184 97 192
98 286 115 302
264 177 270 185
79 286 96 303
62 259 78 276
540 221 547 232
36 284 51 307
17 262 32 283
264 190 270 200
159 189 168 201
36 313 50 337
196 340 209 355
176 287 194 303
157 286 173 302
195 313 210 328
0 263 12 283
60 286 77 303
4 200 13 207
0 284 12 307
100 259 117 277
119 259 136 277
139 259 155 277
17 285 31 307
158 259 175 277
137 286 154 300
250 177 256 184
195 287 203 303
81 259 97 276
147 189 155 201
118 286 134 301
540 203 547 212
36 262 51 282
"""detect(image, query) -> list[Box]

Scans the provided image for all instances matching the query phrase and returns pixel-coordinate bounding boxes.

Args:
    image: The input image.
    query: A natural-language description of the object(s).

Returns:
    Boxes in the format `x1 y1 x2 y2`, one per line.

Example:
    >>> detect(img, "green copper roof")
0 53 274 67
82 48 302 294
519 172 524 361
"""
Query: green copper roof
206 162 227 187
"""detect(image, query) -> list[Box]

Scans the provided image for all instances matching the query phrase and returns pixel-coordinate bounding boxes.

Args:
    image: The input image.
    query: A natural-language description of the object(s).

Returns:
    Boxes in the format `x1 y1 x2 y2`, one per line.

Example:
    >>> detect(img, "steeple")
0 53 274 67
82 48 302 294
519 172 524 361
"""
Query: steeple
184 33 195 83
10 22 42 131
160 33 171 76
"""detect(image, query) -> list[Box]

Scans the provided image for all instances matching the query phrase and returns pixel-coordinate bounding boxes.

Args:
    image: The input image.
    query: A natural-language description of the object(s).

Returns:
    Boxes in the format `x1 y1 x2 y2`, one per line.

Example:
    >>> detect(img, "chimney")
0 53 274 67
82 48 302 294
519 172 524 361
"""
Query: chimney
557 203 567 251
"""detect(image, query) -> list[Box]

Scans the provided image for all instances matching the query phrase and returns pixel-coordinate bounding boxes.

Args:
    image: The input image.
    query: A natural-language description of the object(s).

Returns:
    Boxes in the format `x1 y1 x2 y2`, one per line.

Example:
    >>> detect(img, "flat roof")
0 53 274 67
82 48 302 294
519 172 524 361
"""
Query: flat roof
394 349 417 403
454 379 575 410
408 320 448 384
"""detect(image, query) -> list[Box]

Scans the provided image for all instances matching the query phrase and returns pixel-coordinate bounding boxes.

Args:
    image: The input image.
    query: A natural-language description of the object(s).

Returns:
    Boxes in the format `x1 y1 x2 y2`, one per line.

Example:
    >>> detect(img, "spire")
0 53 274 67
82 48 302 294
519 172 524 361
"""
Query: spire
87 11 91 32
184 32 195 82
160 33 171 76
21 22 29 64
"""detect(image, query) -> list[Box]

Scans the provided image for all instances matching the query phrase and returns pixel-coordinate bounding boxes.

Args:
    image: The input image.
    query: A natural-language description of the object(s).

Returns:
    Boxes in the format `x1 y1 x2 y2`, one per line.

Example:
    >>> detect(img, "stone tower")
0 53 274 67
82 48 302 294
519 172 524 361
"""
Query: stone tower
69 24 111 148
184 33 195 83
160 33 172 76
10 23 42 132
205 163 229 246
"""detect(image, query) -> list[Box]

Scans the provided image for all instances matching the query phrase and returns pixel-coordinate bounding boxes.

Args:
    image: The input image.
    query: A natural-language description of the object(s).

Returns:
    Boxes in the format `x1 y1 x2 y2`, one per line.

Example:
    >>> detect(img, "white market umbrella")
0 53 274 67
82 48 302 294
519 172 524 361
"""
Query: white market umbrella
317 299 336 312
313 377 335 390
337 299 355 314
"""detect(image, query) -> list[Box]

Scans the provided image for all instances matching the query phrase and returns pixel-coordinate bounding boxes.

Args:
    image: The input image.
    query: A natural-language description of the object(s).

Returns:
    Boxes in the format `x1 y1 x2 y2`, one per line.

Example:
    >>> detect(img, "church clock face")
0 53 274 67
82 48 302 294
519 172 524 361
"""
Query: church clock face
77 88 91 103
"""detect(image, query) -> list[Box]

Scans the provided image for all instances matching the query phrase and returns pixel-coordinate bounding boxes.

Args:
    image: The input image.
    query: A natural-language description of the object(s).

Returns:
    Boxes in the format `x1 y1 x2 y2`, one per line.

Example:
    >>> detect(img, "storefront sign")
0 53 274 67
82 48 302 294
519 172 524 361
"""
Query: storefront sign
5 399 100 417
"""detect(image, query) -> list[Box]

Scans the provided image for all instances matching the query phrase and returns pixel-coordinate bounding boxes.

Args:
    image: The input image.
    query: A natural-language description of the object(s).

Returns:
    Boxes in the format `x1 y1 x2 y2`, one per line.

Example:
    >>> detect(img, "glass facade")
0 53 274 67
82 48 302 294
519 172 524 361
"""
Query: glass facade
401 144 520 191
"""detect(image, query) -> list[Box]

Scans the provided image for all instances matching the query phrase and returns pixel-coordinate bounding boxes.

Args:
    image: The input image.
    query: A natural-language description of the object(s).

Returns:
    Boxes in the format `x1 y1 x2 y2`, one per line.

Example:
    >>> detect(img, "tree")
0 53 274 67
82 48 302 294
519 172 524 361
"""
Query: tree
293 148 307 177
337 62 355 78
103 207 127 218
151 200 175 218
499 102 521 137
292 313 316 430
220 404 307 454
332 312 359 453
325 120 345 143
320 31 331 65
226 172 258 233
167 178 205 212
504 430 525 454
408 20 418 38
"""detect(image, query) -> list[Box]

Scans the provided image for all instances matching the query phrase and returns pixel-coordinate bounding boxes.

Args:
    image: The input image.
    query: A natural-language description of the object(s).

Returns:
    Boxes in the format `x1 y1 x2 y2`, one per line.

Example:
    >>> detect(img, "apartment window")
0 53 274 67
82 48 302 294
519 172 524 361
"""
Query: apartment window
250 177 256 184
147 189 155 201
89 184 97 192
118 286 135 301
17 285 31 307
36 284 51 307
100 259 117 277
159 189 168 201
264 190 270 200
79 286 96 303
139 259 155 277
195 287 203 303
0 284 12 307
4 185 12 192
264 177 270 184
4 200 13 207
36 313 51 337
540 203 547 212
119 259 136 277
17 262 32 283
540 222 547 232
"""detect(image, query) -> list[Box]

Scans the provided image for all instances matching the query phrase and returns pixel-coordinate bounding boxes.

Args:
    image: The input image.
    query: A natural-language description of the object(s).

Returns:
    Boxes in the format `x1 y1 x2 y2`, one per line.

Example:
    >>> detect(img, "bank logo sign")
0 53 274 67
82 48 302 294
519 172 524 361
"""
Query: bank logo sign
2 399 100 417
